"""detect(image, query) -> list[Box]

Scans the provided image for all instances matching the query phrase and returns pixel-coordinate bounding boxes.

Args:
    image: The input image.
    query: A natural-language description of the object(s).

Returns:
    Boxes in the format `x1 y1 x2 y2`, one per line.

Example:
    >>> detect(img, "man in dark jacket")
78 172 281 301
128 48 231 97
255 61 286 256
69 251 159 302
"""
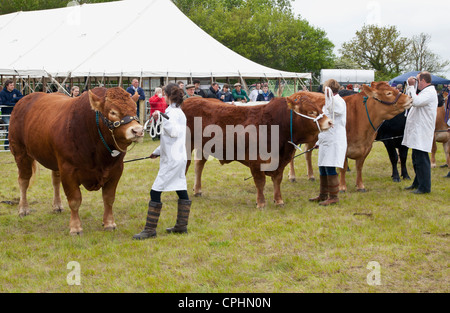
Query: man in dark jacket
217 83 234 103
126 79 146 118
0 80 23 150
206 82 220 99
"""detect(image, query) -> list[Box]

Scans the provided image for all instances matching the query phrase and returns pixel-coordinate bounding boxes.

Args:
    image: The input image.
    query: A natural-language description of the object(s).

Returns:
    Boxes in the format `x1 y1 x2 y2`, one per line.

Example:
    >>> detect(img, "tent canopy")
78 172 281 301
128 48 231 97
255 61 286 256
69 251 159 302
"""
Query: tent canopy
0 0 310 80
389 71 450 85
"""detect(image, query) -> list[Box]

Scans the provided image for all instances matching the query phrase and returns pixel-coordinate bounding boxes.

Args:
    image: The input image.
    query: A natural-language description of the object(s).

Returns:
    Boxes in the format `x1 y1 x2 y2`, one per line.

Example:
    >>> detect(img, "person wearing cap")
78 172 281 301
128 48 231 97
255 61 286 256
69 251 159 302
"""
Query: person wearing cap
183 84 202 100
232 83 249 103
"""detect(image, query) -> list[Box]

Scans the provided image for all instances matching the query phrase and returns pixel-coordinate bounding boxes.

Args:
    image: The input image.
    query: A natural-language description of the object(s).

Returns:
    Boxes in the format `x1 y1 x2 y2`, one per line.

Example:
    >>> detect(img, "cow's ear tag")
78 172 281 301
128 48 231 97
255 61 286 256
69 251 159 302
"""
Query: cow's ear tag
111 150 121 157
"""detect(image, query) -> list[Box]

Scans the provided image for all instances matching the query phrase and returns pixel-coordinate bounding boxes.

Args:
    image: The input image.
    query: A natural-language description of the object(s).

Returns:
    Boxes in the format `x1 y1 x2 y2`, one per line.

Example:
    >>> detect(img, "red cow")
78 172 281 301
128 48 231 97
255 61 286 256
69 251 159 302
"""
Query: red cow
182 91 332 208
9 88 144 235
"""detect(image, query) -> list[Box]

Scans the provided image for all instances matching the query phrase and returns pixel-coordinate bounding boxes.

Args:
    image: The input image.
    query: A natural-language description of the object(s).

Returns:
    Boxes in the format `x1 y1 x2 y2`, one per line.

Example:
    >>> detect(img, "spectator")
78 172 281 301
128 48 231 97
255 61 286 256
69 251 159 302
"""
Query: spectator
193 79 206 98
256 83 275 101
183 84 202 100
126 79 146 117
217 83 234 103
249 82 262 102
396 84 404 94
232 82 249 103
0 79 23 150
177 81 185 95
148 87 167 115
403 71 438 194
148 87 167 141
71 86 80 97
206 82 220 99
338 84 357 97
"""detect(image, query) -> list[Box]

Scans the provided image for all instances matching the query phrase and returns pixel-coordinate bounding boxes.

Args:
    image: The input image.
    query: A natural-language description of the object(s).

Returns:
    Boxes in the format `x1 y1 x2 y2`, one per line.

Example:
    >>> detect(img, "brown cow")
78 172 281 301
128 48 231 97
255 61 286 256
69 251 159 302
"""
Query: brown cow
431 105 450 168
182 91 332 208
9 88 144 235
288 82 413 191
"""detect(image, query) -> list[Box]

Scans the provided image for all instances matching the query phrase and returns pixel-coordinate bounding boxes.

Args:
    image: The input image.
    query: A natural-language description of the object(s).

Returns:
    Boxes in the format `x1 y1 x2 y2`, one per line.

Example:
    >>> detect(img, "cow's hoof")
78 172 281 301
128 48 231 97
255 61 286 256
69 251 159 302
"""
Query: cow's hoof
274 200 285 207
357 188 367 193
104 225 117 232
289 178 296 182
18 209 31 217
308 177 316 182
52 208 64 214
256 204 266 209
439 164 448 168
70 230 83 236
194 192 202 197
403 176 411 180
392 177 401 183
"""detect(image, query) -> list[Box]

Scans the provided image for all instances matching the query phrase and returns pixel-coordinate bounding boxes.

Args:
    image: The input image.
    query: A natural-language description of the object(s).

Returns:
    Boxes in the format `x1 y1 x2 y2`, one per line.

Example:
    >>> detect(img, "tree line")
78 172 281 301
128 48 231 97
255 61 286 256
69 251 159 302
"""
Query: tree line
1 0 447 80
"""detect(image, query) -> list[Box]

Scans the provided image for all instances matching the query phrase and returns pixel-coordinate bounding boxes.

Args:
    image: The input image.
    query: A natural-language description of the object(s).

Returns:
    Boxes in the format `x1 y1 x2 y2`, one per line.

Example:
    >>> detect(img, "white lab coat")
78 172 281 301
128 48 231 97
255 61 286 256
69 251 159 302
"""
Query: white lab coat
317 94 347 168
402 85 438 153
151 104 188 192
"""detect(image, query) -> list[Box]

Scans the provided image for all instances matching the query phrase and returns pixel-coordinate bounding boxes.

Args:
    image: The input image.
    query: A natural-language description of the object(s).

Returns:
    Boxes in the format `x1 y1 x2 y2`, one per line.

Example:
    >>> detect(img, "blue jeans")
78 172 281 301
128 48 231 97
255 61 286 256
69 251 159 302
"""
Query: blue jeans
319 166 337 176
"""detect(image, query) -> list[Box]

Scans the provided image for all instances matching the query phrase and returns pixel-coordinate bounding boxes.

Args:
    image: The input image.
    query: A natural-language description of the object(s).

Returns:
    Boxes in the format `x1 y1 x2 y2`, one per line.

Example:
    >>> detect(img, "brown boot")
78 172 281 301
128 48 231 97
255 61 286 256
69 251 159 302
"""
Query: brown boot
319 175 339 206
166 199 192 234
309 175 328 202
133 201 162 240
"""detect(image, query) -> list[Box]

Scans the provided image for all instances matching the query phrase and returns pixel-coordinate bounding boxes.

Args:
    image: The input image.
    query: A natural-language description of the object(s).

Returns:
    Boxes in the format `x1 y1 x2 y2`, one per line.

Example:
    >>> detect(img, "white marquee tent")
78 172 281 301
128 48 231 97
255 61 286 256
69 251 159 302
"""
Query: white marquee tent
0 0 311 81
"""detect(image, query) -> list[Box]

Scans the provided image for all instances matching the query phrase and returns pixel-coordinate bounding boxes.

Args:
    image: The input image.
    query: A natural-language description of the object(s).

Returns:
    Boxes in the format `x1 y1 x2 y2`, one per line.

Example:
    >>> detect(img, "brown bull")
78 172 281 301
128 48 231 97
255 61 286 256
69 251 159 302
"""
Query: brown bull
431 105 450 168
182 92 332 208
9 88 144 235
288 82 412 191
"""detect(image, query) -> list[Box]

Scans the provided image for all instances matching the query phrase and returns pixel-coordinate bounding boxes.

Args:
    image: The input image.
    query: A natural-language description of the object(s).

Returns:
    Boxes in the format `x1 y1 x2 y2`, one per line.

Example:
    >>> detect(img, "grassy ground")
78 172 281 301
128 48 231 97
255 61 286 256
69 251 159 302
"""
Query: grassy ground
0 137 448 293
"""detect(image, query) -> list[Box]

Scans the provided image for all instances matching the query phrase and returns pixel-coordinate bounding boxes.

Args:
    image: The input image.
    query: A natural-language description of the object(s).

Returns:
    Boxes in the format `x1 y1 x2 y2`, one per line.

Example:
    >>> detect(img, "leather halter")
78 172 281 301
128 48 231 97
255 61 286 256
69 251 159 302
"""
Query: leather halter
372 92 402 105
96 111 140 156
97 112 139 130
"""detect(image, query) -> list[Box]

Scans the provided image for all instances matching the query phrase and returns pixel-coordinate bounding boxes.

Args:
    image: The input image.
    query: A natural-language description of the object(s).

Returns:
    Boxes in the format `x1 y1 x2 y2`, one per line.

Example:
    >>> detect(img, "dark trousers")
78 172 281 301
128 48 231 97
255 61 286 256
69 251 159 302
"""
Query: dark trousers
319 166 337 176
150 189 189 203
411 149 431 193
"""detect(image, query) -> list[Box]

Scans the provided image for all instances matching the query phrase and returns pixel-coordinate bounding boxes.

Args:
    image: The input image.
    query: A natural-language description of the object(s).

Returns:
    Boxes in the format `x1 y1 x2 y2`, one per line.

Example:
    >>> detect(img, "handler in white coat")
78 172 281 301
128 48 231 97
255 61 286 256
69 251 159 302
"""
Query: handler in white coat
309 79 347 206
133 83 192 240
402 71 438 194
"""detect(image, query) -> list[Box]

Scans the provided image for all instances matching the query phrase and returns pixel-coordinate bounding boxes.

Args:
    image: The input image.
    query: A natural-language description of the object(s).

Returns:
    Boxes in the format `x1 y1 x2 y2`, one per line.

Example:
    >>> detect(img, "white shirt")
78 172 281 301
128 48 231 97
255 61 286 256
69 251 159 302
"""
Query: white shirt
249 89 260 102
402 85 438 153
151 104 188 192
317 94 347 168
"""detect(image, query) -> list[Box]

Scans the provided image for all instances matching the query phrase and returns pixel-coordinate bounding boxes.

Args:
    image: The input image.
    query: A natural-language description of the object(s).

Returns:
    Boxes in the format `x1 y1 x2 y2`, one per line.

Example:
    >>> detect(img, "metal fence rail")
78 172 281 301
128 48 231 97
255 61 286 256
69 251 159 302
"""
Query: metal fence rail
0 113 10 152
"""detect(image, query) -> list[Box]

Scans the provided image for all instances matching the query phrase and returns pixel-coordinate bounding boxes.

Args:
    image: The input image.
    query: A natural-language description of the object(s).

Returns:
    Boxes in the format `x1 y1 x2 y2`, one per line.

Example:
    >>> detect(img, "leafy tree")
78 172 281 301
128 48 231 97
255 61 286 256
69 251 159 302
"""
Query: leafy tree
339 25 410 80
408 33 449 75
172 0 334 75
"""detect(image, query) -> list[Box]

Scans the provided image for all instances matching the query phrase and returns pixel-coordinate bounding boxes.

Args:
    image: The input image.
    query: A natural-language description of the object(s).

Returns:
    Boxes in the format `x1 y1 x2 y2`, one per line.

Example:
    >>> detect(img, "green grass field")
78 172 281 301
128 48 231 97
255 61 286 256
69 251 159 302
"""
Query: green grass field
0 137 448 293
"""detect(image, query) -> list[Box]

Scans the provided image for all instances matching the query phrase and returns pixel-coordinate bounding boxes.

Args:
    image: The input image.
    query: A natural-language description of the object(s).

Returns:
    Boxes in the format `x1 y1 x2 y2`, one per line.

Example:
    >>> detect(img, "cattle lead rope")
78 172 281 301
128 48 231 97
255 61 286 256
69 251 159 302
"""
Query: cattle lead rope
96 111 120 157
288 109 324 150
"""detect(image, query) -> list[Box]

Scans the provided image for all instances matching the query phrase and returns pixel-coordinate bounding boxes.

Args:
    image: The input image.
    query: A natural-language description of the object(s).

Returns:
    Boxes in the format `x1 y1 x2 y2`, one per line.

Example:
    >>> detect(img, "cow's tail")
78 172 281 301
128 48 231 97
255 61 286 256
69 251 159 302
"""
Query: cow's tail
28 160 39 188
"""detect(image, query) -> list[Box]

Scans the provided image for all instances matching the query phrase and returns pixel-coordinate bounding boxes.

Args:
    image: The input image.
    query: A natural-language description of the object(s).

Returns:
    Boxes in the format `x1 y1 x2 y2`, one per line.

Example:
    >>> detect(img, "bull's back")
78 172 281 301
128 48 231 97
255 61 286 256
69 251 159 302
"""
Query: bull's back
182 98 272 129
10 93 76 170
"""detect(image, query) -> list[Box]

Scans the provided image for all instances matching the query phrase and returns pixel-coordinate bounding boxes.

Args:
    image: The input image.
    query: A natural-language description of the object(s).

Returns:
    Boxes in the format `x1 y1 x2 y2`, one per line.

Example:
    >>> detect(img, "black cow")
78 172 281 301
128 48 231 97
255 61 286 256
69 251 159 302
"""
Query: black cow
375 112 410 182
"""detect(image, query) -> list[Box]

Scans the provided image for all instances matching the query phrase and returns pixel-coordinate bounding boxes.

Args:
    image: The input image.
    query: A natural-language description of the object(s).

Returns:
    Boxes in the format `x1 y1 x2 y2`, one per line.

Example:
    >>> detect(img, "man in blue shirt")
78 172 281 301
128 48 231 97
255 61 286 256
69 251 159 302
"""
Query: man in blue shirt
126 79 145 119
0 80 23 150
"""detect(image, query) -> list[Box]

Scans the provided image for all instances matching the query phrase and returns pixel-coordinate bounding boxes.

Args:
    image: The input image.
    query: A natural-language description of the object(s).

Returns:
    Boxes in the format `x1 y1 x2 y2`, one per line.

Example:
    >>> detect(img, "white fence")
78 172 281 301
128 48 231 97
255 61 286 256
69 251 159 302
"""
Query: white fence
0 111 10 152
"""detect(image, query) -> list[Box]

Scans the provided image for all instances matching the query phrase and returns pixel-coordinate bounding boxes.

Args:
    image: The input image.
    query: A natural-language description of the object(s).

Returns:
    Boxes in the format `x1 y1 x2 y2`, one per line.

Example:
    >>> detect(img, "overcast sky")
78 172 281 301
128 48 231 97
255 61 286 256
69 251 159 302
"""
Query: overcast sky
292 0 450 78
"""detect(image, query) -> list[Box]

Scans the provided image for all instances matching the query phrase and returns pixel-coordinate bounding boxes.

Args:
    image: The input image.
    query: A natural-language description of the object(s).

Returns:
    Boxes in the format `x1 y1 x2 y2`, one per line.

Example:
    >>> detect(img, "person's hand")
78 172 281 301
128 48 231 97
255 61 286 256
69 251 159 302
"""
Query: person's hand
149 153 159 159
407 77 417 86
152 110 159 120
